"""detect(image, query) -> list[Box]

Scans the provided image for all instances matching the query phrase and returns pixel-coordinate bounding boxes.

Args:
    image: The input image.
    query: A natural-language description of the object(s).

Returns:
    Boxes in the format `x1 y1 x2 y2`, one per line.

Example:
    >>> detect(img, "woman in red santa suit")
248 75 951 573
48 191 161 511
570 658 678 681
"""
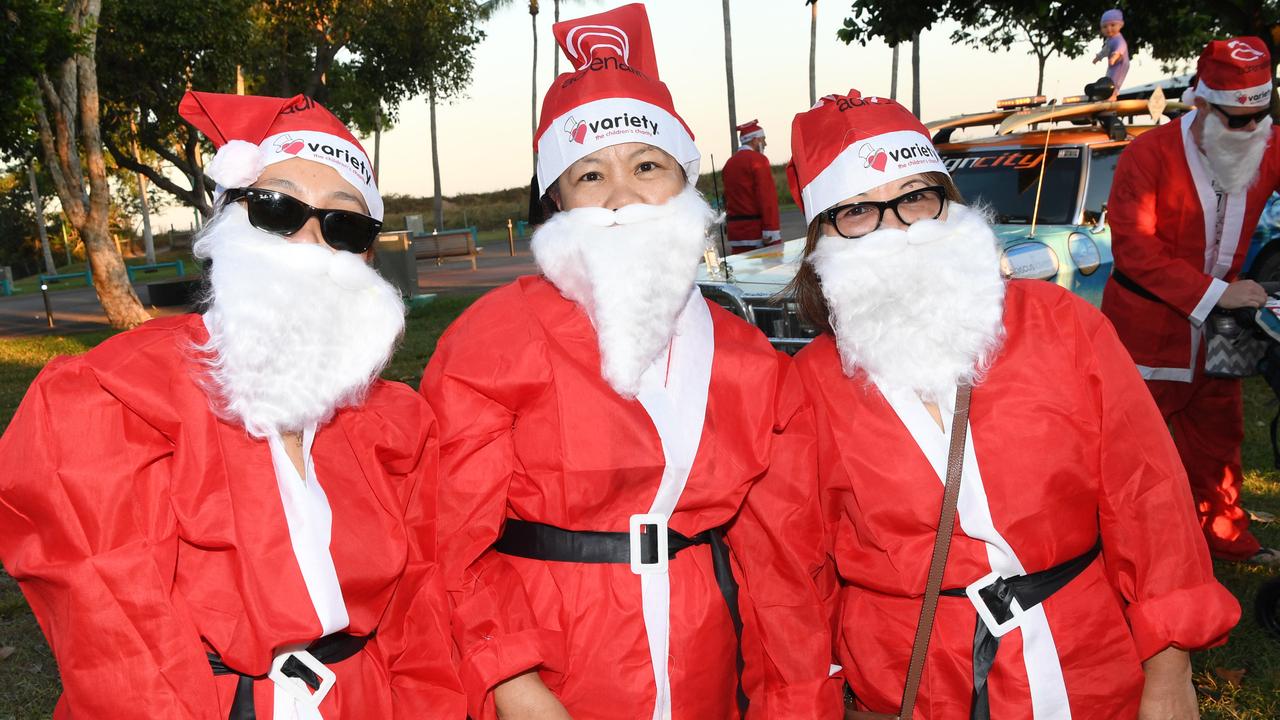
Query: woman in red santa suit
0 91 463 719
420 5 841 720
780 91 1241 719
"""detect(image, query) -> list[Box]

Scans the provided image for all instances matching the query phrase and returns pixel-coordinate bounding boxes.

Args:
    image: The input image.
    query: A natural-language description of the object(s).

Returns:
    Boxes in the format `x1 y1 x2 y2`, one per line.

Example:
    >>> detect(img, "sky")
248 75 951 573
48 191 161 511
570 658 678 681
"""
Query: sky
156 0 1181 231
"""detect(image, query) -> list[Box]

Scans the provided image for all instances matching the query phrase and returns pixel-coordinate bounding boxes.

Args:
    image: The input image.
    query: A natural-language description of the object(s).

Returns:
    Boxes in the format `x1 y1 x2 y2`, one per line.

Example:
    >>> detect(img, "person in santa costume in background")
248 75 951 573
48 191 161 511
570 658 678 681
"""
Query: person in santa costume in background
421 5 841 719
779 90 1239 719
0 91 463 719
722 119 783 253
1101 36 1280 566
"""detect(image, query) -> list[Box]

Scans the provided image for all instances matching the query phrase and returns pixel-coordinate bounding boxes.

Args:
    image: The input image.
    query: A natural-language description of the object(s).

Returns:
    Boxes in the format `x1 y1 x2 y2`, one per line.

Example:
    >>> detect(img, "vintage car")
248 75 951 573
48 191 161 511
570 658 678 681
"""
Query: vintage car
699 86 1280 351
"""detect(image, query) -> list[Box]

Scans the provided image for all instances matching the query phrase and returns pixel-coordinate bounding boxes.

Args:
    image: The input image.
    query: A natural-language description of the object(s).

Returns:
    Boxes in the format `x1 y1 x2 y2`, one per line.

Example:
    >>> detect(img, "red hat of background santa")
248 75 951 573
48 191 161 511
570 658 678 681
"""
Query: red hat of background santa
1195 37 1274 108
179 91 382 220
534 3 699 194
787 90 949 224
737 119 765 143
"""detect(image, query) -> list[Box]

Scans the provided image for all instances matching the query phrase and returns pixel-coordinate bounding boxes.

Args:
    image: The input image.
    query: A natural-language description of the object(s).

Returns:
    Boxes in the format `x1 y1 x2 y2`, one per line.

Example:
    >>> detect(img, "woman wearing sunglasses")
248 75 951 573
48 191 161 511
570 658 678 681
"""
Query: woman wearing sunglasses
420 5 841 720
776 91 1240 719
0 91 463 718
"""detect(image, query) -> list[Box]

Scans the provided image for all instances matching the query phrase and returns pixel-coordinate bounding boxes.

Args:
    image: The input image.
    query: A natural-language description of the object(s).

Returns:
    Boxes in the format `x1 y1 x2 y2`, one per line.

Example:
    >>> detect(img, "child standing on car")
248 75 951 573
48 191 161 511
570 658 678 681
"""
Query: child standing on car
1093 9 1129 98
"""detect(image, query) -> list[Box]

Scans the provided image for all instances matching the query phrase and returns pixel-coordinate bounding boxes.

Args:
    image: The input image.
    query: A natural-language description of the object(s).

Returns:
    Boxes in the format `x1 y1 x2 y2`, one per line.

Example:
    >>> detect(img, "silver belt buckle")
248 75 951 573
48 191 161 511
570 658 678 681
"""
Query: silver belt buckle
964 570 1025 638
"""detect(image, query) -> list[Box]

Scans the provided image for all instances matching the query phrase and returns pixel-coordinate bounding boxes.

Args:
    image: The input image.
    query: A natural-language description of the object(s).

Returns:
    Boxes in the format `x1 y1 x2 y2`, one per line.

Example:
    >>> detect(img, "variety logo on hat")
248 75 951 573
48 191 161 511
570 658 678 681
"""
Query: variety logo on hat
787 90 950 224
179 90 384 220
534 3 699 194
1195 36 1274 109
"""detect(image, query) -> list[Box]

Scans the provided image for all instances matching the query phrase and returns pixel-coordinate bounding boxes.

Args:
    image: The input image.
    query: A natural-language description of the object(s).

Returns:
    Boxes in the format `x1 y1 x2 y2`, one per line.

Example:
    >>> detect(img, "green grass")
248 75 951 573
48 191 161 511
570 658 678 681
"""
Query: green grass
1 315 1279 717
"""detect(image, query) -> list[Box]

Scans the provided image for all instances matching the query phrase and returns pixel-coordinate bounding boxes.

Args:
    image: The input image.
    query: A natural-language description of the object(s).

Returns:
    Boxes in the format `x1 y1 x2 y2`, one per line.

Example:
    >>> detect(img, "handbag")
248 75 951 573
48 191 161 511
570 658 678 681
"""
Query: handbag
1204 311 1266 378
845 386 972 720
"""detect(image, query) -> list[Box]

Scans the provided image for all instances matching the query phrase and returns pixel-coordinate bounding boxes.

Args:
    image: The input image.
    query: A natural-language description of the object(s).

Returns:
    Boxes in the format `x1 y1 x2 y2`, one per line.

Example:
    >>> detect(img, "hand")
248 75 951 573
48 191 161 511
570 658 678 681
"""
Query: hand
1138 647 1199 720
495 671 573 720
1217 279 1268 309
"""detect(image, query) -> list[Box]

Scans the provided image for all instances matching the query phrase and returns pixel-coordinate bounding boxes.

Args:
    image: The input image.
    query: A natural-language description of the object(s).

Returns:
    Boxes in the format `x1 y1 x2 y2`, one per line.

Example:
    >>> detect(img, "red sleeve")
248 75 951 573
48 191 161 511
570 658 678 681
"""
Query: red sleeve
419 300 565 720
0 359 220 719
1107 136 1217 318
754 153 781 232
367 391 467 719
1075 300 1241 659
729 355 843 719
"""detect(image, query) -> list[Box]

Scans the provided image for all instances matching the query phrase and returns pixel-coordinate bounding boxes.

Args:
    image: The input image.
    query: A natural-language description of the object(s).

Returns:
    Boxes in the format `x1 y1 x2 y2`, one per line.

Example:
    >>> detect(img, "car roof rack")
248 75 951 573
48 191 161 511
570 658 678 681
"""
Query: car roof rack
996 97 1190 136
926 109 1020 144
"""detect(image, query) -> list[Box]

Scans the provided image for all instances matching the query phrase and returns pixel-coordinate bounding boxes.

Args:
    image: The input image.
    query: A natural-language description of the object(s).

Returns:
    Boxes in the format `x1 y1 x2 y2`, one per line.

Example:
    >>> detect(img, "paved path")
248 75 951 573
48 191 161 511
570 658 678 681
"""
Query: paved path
0 208 808 338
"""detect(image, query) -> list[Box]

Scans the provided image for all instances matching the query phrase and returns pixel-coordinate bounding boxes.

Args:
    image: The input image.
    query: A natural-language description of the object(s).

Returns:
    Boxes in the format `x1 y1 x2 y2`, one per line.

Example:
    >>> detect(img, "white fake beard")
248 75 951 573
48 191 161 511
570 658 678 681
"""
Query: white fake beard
192 204 406 438
1203 110 1272 194
531 185 715 397
810 203 1006 402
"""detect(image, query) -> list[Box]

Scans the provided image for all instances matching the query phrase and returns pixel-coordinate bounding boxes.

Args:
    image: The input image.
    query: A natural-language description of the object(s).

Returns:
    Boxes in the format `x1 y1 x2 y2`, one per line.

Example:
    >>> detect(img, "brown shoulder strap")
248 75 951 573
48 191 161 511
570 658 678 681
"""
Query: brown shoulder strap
897 385 972 720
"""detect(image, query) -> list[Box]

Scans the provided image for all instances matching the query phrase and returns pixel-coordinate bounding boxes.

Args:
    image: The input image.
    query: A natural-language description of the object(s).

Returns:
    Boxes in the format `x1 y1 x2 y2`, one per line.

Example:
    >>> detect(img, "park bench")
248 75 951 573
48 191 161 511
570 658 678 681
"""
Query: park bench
405 215 480 271
127 260 185 281
40 269 93 286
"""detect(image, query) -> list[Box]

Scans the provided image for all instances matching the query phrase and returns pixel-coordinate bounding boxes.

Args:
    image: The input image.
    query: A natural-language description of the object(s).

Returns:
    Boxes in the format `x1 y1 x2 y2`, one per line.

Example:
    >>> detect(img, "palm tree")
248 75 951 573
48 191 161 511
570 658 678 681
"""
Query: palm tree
911 30 921 117
806 0 818 106
722 0 738 153
530 0 540 169
890 44 899 100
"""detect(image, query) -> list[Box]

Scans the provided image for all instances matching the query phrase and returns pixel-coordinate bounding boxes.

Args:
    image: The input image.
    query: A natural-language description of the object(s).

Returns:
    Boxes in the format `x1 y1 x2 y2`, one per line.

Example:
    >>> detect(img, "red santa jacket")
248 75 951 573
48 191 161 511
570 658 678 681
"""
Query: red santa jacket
421 276 841 720
0 315 464 719
722 146 782 251
1101 110 1280 381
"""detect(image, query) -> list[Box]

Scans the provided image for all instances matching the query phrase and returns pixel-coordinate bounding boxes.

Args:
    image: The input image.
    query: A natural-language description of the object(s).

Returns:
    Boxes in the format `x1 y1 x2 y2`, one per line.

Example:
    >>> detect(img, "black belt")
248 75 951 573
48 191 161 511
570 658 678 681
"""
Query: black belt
727 214 762 222
1109 269 1161 303
940 541 1100 720
496 519 749 716
208 632 372 720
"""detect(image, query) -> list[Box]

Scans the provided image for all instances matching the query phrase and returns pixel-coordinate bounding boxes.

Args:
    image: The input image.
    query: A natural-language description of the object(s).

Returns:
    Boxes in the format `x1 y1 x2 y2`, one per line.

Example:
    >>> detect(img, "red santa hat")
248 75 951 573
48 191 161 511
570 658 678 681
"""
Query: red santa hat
1195 37 1273 108
179 91 382 220
737 119 765 143
534 3 699 194
786 90 949 224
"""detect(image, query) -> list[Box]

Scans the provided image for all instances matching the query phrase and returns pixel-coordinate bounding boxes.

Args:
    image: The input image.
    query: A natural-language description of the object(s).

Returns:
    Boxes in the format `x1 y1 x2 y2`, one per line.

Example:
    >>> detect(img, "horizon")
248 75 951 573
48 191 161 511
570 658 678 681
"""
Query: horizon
153 0 1184 232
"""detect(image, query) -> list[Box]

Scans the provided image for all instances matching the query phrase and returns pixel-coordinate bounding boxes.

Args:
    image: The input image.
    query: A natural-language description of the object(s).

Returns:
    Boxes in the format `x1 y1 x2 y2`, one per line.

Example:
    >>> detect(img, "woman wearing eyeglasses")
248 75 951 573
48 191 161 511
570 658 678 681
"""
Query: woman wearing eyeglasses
0 91 463 718
777 91 1240 719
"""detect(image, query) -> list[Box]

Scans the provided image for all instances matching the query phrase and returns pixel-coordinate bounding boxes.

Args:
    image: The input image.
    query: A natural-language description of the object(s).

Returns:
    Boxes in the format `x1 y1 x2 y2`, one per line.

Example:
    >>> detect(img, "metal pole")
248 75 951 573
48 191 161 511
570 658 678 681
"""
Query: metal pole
41 284 54 328
507 218 516 256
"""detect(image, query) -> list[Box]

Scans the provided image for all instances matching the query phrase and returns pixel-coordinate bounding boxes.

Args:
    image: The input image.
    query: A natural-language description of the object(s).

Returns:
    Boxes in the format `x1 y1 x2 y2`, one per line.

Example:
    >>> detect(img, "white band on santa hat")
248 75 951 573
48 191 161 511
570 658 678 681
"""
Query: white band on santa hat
1196 80 1273 108
536 97 700 194
739 129 765 143
800 129 949 224
206 131 383 220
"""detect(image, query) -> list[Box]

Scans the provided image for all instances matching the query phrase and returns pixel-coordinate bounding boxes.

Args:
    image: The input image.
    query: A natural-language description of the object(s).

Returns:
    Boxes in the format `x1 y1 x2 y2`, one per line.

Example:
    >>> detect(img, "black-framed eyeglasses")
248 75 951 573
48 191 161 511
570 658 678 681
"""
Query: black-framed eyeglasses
1210 103 1271 130
823 185 947 239
223 187 382 254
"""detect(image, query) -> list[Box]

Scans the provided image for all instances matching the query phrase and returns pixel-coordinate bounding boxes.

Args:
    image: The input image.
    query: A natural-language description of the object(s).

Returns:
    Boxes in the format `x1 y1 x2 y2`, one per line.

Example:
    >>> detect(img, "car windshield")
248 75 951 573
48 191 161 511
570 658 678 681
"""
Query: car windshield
942 147 1083 225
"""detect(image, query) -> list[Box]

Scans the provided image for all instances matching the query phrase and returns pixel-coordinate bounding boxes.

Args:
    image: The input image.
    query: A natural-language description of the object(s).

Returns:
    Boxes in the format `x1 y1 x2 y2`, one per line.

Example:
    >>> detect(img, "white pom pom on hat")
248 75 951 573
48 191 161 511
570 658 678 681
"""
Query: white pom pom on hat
205 140 267 191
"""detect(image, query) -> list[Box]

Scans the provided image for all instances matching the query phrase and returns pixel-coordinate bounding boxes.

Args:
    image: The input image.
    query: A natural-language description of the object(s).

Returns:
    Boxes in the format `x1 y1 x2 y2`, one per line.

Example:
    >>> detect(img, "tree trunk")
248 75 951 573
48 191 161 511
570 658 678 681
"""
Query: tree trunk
722 0 738 153
911 31 921 117
430 81 445 232
36 0 149 329
531 1 539 172
130 113 155 264
809 1 818 106
373 104 382 184
553 0 561 77
28 165 57 275
1036 53 1047 97
891 44 899 100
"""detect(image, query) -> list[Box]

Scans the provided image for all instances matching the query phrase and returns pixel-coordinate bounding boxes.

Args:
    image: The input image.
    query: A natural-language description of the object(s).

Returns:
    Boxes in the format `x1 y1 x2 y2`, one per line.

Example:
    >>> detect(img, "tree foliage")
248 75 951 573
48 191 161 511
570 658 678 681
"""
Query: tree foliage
951 2 1104 95
0 2 77 159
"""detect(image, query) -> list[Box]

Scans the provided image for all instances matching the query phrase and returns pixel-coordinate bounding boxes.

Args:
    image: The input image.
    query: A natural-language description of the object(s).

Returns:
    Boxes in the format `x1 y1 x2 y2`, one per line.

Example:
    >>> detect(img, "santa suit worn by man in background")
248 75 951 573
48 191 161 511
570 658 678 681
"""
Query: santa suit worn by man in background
1101 36 1280 566
781 89 1240 719
421 5 842 720
722 119 783 253
0 92 464 719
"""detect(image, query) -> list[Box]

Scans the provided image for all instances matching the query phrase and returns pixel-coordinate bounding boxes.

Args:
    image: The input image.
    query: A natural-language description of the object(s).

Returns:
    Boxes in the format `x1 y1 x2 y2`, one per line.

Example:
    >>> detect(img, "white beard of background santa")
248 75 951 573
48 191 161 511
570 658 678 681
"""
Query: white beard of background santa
810 203 1006 402
1203 109 1274 194
531 185 715 397
193 203 405 438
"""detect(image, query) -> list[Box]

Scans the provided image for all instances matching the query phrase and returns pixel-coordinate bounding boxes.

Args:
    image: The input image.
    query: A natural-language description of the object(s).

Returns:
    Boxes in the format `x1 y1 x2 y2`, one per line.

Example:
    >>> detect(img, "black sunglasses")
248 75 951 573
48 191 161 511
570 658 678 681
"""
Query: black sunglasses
1210 103 1271 130
223 187 382 254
